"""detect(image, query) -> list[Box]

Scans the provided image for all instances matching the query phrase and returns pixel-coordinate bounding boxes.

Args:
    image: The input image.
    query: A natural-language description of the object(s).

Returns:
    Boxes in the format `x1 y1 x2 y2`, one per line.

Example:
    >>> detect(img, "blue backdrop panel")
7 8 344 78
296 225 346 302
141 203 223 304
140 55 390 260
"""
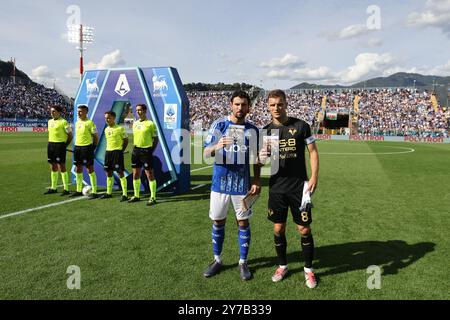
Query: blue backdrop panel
141 67 190 194
72 67 190 194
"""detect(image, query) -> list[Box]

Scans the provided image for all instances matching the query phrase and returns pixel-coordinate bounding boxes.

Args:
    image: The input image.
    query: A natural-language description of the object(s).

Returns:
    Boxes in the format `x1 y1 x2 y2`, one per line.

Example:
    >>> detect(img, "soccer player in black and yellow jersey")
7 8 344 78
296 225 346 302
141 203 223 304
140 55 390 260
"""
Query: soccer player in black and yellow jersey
128 104 158 206
44 105 73 195
70 105 99 199
261 90 319 288
100 111 129 201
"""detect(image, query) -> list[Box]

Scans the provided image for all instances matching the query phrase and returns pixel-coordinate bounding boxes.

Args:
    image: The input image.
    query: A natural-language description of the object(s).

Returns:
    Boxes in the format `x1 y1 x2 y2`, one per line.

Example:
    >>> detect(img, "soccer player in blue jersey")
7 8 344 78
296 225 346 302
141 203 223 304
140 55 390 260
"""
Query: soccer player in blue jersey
203 90 261 281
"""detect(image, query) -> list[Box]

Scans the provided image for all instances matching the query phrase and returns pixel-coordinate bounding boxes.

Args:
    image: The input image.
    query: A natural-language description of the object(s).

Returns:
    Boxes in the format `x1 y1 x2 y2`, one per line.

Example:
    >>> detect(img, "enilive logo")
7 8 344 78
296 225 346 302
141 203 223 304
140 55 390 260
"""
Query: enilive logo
152 75 168 92
86 78 99 94
115 74 131 97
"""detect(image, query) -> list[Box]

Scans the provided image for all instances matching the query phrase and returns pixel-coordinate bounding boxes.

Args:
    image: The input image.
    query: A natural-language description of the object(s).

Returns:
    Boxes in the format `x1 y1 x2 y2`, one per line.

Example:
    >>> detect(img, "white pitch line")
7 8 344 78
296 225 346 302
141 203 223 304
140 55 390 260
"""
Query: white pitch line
190 165 213 172
0 197 87 220
1 165 215 220
321 146 415 155
191 184 208 190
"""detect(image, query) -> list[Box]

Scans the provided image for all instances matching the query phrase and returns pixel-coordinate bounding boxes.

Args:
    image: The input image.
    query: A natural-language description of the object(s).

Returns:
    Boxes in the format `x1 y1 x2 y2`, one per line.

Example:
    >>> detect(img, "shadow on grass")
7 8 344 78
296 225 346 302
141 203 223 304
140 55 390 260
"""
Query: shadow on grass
235 240 435 279
149 184 211 203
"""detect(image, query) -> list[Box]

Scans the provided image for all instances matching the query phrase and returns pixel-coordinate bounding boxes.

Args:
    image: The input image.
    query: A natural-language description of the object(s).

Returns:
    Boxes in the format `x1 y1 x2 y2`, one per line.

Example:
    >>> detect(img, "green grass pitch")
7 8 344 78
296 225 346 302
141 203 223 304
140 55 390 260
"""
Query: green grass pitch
0 132 449 299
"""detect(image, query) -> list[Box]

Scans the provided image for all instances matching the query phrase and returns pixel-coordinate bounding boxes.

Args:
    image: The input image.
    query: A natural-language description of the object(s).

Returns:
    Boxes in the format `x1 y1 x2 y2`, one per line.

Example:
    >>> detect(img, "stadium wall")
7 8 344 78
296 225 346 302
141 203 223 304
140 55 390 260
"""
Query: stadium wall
314 134 450 143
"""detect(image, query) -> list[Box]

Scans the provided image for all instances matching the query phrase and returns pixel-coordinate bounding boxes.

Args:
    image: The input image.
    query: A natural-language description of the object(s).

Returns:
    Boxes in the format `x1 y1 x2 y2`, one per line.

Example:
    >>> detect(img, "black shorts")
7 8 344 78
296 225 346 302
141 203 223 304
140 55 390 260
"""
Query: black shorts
74 145 95 166
131 147 153 169
47 142 66 164
104 150 125 172
268 188 312 226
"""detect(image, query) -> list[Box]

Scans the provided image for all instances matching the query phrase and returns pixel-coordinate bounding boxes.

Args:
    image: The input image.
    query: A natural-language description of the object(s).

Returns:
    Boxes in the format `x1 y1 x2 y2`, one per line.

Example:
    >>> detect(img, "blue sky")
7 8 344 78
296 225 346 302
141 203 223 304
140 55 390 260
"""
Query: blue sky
1 0 449 96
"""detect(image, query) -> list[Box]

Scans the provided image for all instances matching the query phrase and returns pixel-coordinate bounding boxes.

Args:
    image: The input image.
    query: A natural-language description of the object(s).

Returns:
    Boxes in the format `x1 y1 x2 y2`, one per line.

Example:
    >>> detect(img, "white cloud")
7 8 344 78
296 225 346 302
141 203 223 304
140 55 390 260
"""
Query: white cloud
260 53 305 68
66 68 81 80
430 59 450 75
363 38 383 48
266 69 289 79
66 49 126 79
339 53 396 83
95 49 126 69
406 0 450 37
338 24 371 39
261 52 450 85
426 0 450 12
326 24 373 40
266 66 334 82
31 65 54 79
382 67 421 76
263 53 398 84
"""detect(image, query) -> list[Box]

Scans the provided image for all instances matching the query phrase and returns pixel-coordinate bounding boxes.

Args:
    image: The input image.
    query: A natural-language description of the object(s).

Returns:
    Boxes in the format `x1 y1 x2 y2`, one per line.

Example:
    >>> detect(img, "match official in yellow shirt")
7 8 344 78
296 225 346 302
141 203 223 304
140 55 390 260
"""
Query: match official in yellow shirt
44 105 73 195
128 103 158 206
100 111 129 201
70 105 99 199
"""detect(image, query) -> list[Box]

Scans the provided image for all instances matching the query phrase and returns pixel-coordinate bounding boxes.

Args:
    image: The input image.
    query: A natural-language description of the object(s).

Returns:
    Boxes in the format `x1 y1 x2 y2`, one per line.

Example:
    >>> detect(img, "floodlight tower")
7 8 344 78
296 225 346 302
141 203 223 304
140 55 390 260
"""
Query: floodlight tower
67 24 94 82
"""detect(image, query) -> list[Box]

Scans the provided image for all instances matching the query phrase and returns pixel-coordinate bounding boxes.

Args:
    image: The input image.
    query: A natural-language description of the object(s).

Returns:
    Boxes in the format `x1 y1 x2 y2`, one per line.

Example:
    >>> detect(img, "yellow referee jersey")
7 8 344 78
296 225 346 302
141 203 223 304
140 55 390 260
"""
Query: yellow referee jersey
75 119 97 146
48 118 71 143
105 124 128 151
132 119 157 148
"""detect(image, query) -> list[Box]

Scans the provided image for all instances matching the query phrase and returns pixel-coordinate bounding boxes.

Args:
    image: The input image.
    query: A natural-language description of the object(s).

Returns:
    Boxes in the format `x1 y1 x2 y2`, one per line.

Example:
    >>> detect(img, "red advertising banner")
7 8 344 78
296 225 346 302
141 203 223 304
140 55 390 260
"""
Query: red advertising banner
0 126 18 132
314 134 332 140
350 135 385 141
404 136 444 143
32 127 48 132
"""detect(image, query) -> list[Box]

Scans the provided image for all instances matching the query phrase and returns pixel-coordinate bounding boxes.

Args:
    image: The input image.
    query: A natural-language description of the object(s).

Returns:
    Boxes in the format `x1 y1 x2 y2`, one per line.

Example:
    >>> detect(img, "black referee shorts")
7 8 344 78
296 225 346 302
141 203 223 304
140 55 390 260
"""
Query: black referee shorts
104 150 125 172
47 142 67 164
74 145 95 166
131 147 154 169
267 187 312 226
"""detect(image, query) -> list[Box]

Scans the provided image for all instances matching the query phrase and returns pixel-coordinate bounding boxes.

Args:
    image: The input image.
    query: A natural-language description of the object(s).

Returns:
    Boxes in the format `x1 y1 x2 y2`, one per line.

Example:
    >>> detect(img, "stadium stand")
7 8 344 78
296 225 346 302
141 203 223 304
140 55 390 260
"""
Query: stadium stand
1 76 448 138
0 79 72 124
357 88 448 137
187 88 449 137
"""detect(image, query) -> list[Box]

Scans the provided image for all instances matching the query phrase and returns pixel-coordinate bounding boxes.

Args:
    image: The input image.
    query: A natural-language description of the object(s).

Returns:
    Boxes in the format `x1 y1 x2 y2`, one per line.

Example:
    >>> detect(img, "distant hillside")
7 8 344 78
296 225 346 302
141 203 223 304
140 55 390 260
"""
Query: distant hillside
291 72 450 89
0 59 32 82
350 73 450 88
291 72 450 105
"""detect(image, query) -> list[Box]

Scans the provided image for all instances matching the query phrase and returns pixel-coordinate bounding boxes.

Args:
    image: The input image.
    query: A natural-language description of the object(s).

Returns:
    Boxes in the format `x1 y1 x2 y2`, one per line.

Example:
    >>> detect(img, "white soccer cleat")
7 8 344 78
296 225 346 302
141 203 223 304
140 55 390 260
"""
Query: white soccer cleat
305 271 317 289
271 266 288 282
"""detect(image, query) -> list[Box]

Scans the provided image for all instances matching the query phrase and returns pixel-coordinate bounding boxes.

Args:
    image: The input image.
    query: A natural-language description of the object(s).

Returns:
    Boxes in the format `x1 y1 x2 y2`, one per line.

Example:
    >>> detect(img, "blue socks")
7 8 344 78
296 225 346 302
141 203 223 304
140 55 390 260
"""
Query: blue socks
211 224 251 264
212 224 225 262
238 225 251 263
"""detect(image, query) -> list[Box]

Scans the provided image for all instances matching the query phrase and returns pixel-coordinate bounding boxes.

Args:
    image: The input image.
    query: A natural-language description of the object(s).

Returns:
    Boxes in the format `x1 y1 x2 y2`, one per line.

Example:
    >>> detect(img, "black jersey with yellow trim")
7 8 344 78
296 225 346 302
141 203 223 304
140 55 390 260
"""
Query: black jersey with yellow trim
263 117 315 193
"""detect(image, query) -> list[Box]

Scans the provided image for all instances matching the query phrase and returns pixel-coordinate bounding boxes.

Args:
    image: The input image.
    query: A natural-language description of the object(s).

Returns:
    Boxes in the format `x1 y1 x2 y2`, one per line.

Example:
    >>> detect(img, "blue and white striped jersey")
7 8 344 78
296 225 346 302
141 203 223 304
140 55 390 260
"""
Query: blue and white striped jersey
204 117 259 195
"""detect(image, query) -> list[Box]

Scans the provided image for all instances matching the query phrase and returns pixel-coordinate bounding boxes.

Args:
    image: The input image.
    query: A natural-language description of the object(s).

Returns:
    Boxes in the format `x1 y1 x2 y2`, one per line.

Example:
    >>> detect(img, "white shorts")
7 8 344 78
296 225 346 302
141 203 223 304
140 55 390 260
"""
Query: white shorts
209 191 253 221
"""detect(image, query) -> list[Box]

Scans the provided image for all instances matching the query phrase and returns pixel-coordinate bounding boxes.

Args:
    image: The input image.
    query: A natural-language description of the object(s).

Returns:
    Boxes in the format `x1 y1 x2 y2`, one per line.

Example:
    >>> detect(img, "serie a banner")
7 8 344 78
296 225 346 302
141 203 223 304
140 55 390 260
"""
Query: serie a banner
72 67 190 194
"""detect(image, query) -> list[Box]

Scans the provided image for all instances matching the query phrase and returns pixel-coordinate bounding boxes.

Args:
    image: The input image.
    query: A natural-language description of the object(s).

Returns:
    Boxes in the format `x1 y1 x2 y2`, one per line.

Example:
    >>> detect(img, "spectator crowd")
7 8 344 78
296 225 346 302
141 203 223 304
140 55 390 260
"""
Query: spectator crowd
357 88 449 137
187 88 449 137
0 80 71 121
1 79 448 138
